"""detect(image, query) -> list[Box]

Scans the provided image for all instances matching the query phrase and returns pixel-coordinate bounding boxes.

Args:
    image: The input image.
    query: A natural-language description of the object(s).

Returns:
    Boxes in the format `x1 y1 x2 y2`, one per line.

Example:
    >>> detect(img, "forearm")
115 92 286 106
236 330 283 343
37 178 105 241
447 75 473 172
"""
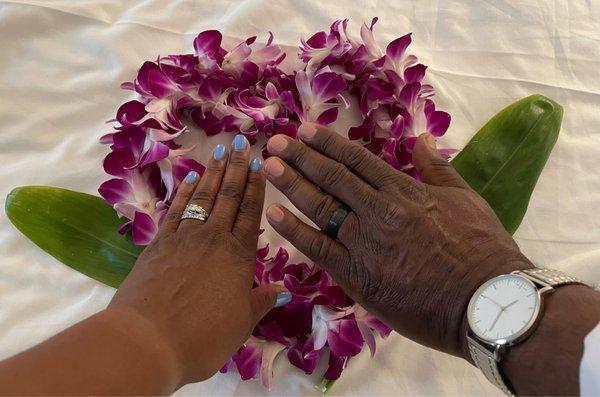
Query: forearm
0 308 181 396
504 285 600 395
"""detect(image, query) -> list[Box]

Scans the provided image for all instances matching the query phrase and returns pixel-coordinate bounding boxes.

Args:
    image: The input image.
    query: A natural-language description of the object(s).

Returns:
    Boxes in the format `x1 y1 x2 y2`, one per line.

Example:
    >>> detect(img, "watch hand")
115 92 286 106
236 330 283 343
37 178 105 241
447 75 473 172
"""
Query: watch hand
482 295 502 309
488 308 504 332
502 299 519 310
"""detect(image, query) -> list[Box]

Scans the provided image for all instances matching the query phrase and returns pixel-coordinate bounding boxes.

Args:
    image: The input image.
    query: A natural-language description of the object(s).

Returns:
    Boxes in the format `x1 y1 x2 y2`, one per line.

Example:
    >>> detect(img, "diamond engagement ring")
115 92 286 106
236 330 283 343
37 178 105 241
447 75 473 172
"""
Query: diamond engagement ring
181 204 209 222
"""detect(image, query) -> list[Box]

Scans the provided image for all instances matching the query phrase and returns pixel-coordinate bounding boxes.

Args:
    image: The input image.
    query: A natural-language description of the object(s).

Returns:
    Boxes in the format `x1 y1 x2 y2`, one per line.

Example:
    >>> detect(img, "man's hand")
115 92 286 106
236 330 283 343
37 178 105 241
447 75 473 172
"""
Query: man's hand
263 122 530 358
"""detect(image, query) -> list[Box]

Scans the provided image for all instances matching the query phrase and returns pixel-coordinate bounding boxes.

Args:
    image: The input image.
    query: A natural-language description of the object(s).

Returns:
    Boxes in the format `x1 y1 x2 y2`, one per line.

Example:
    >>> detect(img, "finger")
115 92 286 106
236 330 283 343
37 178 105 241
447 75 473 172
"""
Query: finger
179 143 228 232
266 134 377 211
159 170 200 236
250 284 291 324
232 157 266 245
297 122 404 189
413 133 470 189
263 156 357 242
265 204 352 285
209 134 250 231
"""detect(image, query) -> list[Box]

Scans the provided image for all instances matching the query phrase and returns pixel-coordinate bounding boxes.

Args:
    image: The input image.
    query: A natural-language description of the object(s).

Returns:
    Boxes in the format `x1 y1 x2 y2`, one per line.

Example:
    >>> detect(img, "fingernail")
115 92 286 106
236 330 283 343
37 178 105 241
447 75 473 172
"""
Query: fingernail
184 171 199 183
423 133 437 150
275 291 292 307
298 123 318 140
213 144 227 160
250 157 262 172
267 135 288 154
233 134 247 151
263 158 285 177
266 205 285 223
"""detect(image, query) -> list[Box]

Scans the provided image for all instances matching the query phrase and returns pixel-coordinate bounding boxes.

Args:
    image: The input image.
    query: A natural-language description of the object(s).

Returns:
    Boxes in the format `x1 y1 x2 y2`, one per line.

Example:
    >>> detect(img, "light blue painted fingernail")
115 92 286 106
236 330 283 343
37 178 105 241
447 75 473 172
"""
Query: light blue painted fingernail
250 157 262 172
213 144 227 161
233 134 247 151
275 291 292 307
184 171 199 183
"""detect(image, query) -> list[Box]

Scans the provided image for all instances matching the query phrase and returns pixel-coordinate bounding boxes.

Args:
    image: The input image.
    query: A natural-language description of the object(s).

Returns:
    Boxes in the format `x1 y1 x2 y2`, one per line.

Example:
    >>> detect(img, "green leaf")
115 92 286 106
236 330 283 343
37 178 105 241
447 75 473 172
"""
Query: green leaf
5 186 142 288
451 94 562 234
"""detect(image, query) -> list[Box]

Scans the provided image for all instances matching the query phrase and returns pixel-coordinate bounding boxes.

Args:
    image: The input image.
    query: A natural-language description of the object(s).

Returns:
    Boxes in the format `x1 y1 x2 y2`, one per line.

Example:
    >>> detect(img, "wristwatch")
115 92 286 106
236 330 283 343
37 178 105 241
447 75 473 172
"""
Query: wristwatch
466 268 583 395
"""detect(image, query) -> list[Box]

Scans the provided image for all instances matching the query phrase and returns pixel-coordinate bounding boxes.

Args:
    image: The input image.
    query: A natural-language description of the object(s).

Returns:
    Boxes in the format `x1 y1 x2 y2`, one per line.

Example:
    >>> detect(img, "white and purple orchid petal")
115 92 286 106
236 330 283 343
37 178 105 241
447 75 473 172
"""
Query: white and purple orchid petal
390 115 405 138
99 133 115 144
132 211 158 245
235 341 262 381
316 108 338 125
327 318 364 357
323 352 347 380
427 110 451 137
194 30 222 72
385 33 412 63
147 127 185 142
98 178 134 205
139 141 170 167
194 30 222 57
260 341 286 389
404 63 427 83
116 100 147 125
399 81 421 109
103 149 136 178
348 120 374 140
359 18 382 59
147 70 177 99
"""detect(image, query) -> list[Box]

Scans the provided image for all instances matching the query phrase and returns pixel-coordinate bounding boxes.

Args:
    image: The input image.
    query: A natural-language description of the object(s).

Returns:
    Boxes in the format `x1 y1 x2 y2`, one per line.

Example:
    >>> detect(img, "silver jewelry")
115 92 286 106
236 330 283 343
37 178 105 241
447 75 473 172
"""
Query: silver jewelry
181 204 209 222
467 267 584 396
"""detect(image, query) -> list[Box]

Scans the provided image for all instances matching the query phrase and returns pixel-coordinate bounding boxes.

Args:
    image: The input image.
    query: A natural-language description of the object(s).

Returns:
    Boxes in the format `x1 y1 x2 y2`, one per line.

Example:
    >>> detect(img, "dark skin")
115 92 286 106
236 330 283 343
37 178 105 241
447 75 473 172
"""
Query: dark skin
0 124 597 395
263 123 600 395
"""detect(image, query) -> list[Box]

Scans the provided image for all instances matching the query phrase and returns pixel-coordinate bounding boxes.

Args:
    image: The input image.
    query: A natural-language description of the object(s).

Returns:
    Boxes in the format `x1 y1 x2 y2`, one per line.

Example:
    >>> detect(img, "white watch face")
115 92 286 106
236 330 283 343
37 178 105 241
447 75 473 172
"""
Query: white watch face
467 274 541 344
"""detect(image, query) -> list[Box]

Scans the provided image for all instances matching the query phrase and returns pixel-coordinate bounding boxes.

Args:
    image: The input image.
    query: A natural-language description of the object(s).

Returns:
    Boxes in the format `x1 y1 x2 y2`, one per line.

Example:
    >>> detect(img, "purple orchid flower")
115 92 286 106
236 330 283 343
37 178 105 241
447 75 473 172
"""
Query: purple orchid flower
294 69 348 124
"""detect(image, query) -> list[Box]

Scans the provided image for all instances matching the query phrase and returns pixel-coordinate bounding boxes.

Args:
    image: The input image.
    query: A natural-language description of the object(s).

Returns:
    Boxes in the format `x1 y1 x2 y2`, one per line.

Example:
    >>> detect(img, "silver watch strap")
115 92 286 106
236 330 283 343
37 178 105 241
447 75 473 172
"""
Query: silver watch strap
519 267 582 287
467 336 513 396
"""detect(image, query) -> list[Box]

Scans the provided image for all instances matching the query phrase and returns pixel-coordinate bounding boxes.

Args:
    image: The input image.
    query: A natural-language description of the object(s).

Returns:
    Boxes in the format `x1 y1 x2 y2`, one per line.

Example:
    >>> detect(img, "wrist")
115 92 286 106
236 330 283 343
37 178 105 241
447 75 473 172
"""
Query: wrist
98 307 184 392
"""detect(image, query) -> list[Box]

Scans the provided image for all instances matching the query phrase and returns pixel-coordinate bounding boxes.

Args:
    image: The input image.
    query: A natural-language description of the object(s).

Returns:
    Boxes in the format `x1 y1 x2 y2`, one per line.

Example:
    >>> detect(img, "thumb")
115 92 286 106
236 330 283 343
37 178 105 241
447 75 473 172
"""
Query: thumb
413 133 470 189
250 284 292 324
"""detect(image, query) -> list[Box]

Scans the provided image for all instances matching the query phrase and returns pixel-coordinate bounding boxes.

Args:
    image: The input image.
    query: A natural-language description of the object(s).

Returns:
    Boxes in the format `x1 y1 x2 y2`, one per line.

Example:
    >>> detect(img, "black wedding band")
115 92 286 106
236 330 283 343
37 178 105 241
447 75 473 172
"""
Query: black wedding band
326 204 351 240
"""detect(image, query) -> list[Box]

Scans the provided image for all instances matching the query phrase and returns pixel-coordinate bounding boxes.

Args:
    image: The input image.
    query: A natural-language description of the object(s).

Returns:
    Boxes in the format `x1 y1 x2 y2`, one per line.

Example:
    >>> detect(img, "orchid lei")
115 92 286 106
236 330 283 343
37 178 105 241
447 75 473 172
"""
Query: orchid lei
99 18 450 388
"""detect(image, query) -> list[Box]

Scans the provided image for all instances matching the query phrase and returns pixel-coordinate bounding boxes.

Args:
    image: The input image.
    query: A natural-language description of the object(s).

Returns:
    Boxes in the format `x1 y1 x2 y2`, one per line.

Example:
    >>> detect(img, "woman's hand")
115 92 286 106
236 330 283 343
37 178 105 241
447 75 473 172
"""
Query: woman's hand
109 135 290 386
263 123 531 359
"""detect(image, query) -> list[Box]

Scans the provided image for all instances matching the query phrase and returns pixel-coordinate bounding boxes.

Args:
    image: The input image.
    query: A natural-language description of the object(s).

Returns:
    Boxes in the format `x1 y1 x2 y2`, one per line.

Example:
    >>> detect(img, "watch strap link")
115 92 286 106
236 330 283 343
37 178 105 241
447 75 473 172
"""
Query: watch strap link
467 336 514 396
519 268 582 288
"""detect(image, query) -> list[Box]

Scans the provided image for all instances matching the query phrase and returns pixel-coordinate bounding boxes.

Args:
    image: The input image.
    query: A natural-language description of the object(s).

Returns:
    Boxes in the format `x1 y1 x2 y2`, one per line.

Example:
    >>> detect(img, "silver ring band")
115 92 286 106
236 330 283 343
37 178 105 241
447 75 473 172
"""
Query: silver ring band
181 204 209 222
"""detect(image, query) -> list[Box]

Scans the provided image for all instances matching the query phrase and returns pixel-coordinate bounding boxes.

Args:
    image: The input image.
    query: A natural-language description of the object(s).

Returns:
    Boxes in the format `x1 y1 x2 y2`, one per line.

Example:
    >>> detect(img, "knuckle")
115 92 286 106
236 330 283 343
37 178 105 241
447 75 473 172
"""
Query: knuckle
379 200 405 226
165 211 183 223
312 195 338 227
322 163 348 187
341 144 370 167
289 143 310 168
238 196 261 216
191 189 215 204
281 172 303 196
229 154 248 168
319 133 337 153
307 235 336 262
219 184 243 202
206 163 223 173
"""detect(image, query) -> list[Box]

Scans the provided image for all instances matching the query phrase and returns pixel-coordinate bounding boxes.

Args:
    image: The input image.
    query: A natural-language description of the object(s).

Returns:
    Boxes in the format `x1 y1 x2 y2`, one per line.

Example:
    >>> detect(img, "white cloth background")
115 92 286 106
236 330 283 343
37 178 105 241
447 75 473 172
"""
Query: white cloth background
1 0 599 395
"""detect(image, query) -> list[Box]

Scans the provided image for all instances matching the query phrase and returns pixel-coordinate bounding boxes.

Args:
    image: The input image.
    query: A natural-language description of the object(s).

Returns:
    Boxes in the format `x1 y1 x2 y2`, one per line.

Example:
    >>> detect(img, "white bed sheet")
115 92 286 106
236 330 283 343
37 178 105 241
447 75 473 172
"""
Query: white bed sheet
1 0 599 395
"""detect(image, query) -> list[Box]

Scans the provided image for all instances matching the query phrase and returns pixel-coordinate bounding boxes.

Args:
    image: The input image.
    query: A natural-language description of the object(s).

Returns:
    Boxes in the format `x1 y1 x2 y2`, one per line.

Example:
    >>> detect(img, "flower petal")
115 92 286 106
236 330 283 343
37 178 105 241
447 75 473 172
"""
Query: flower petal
132 211 158 245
